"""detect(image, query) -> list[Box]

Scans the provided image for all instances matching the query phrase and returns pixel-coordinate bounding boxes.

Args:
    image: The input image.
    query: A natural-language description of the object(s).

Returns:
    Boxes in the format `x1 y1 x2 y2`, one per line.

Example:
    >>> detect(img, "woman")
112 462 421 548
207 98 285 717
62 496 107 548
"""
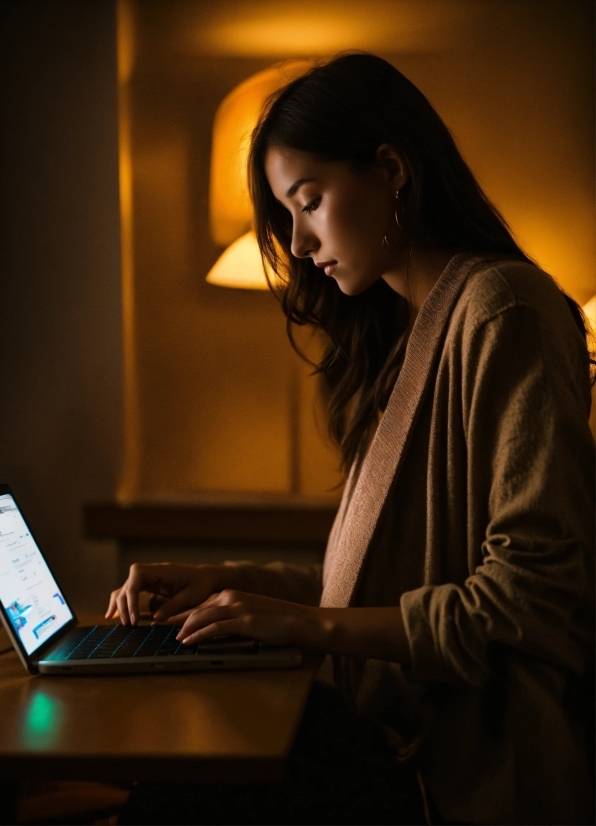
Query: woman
111 54 595 825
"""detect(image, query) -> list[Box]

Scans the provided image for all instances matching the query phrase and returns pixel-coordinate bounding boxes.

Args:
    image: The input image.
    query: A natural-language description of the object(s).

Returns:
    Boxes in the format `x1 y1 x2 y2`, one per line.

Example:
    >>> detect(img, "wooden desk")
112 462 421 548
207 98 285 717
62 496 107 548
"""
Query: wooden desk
0 618 317 784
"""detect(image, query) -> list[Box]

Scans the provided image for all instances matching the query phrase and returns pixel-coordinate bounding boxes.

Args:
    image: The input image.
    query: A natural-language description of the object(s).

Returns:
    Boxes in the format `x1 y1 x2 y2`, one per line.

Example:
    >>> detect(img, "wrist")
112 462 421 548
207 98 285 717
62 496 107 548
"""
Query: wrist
297 607 411 664
318 608 349 655
298 607 339 653
206 562 247 593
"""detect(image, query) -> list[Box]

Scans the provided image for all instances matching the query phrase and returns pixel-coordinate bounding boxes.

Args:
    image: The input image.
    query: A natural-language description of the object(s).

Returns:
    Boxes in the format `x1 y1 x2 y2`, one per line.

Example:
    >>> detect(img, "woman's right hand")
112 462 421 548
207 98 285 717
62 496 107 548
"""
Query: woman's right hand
105 562 239 626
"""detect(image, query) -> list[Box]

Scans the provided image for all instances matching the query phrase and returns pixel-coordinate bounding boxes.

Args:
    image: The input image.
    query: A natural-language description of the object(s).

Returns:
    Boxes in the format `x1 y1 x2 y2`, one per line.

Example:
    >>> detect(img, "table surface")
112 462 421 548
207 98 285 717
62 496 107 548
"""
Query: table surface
0 616 317 783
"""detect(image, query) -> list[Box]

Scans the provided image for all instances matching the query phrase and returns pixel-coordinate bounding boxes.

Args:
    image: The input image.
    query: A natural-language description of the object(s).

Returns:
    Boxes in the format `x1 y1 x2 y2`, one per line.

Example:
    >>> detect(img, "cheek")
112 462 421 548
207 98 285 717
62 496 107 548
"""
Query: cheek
338 216 386 286
327 203 388 295
332 188 386 253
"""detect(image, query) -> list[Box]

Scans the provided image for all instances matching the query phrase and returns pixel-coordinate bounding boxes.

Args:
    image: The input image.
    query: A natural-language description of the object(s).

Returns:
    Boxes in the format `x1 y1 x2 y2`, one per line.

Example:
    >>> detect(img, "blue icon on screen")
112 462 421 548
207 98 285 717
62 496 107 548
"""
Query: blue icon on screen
6 599 32 634
32 615 57 639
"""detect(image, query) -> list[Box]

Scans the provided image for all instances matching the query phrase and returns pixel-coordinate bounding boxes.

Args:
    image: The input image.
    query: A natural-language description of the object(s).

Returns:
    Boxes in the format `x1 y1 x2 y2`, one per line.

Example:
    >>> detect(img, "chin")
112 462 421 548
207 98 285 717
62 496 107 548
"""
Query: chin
334 273 379 297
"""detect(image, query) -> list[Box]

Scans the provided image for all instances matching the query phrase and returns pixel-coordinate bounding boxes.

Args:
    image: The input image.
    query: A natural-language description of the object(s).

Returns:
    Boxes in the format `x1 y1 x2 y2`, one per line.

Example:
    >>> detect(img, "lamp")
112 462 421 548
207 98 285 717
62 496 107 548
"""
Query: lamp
208 59 312 249
206 61 310 289
583 294 596 333
206 231 271 290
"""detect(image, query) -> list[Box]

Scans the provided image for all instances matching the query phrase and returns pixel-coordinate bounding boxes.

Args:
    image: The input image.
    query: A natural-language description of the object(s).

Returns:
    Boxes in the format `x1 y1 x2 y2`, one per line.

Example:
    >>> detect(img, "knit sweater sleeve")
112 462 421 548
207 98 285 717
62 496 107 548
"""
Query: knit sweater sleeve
400 293 595 687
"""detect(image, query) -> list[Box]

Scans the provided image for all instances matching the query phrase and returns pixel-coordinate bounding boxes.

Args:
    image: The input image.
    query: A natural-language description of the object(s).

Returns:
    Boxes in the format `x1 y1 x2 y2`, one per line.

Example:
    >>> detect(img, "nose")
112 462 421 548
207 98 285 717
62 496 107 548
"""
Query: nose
290 216 318 260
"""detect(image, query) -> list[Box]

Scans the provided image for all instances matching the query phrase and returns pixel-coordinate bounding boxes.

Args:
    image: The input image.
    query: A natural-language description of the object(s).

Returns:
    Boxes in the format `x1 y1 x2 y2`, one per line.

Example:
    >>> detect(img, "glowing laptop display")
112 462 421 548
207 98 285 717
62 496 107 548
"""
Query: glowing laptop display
0 492 73 655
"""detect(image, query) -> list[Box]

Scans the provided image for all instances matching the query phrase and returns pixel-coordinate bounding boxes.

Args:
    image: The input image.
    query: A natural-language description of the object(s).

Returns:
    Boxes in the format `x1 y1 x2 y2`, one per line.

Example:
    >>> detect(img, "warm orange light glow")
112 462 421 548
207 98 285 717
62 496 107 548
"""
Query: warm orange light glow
506 206 595 306
116 0 141 504
206 231 278 290
186 0 476 57
116 0 136 84
203 13 385 56
583 294 596 334
209 60 312 247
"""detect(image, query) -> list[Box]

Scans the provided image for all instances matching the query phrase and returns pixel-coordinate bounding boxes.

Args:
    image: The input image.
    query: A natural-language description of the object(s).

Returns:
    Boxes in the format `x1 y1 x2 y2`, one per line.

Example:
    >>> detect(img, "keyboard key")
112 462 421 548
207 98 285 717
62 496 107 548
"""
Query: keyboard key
68 626 134 659
156 638 185 657
47 628 94 659
111 643 142 658
65 628 111 659
102 626 174 658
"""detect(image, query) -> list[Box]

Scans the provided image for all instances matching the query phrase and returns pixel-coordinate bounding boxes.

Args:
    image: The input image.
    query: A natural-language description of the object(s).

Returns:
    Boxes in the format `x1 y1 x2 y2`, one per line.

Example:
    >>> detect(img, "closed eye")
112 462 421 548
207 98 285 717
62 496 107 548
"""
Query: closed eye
302 197 321 214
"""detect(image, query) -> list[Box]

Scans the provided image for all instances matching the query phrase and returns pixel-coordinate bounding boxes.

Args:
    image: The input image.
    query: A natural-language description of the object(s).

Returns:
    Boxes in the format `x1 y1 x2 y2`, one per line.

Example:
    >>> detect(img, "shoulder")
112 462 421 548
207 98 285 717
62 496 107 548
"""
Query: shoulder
455 257 571 331
447 257 587 362
445 256 591 405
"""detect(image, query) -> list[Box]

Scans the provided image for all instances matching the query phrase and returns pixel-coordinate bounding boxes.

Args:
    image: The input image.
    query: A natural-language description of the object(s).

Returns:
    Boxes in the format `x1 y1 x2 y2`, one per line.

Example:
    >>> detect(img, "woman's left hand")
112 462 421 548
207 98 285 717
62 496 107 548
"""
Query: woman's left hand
175 590 319 648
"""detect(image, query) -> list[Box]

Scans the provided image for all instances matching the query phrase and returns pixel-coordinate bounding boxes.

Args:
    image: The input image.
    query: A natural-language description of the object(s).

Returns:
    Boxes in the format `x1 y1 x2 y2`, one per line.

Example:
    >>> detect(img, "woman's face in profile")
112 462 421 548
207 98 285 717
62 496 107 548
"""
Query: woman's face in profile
264 146 402 296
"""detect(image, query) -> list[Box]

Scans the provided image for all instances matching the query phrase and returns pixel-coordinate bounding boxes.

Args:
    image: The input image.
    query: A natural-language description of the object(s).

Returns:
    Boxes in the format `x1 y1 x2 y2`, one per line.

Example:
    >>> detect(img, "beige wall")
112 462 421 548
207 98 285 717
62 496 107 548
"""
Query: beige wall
126 0 595 500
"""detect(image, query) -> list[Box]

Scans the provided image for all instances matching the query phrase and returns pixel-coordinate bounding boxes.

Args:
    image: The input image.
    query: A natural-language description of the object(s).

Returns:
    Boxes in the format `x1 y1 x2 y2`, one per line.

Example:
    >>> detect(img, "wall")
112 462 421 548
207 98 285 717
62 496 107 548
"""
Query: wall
0 0 123 610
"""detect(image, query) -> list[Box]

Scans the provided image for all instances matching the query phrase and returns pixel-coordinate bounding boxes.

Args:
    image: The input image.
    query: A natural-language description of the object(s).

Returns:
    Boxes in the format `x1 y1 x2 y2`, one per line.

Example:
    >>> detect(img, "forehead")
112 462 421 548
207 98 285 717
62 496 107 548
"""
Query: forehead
264 146 322 197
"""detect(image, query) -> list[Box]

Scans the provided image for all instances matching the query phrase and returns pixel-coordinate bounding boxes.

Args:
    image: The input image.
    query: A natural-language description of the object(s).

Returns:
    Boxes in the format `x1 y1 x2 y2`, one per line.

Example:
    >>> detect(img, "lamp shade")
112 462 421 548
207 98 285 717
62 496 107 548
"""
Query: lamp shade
583 294 596 333
209 60 312 247
206 230 279 290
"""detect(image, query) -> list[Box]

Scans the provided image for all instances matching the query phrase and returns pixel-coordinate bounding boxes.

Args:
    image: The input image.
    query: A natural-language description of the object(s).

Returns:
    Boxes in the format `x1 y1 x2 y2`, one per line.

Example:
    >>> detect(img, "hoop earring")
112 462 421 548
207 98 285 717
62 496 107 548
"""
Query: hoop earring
394 190 404 230
382 190 405 247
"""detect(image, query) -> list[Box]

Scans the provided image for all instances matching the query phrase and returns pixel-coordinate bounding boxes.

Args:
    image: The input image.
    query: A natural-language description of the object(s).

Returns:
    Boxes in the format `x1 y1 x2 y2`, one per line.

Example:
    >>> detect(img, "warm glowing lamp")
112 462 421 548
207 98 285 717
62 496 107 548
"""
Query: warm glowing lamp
206 231 273 290
209 60 312 248
583 294 596 334
206 61 311 290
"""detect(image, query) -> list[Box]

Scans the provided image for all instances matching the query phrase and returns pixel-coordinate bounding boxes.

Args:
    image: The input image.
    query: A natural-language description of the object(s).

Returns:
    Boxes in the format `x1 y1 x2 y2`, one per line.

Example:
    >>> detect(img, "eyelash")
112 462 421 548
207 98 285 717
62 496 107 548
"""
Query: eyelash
302 197 321 214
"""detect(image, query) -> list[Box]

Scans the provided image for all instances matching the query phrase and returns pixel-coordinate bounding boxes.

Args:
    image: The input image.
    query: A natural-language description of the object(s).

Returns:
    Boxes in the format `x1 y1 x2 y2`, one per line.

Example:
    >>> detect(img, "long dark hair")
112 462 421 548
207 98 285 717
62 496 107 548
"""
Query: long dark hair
248 52 593 474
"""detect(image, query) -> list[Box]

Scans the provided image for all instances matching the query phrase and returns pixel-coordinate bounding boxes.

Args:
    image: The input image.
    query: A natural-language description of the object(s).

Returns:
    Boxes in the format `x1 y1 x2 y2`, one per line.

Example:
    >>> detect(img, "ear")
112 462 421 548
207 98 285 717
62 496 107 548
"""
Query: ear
375 143 409 191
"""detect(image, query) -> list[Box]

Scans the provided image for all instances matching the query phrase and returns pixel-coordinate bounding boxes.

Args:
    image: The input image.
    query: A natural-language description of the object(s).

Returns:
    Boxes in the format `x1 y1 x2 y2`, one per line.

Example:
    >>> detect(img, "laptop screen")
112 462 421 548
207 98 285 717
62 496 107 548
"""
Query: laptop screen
0 493 73 655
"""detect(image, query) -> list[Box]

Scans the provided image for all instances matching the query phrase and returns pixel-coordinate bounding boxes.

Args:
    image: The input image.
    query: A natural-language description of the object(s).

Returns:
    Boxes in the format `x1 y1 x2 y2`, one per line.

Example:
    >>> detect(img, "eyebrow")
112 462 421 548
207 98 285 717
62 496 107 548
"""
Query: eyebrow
286 178 317 198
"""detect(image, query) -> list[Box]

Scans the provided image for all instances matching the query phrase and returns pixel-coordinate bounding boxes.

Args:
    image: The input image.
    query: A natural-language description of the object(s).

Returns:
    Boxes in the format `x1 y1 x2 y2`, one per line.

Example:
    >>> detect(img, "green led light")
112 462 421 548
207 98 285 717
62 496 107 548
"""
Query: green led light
22 691 62 749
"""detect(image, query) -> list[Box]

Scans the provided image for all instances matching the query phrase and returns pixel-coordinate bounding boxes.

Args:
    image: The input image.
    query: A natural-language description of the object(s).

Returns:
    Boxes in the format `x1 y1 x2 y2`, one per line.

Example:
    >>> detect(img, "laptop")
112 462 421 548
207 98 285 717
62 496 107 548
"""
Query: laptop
0 485 302 675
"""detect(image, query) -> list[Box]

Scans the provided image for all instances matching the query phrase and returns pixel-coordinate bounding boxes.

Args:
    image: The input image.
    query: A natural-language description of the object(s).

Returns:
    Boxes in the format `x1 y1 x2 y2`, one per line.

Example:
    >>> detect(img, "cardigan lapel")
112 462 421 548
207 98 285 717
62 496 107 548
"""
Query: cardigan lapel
321 253 483 607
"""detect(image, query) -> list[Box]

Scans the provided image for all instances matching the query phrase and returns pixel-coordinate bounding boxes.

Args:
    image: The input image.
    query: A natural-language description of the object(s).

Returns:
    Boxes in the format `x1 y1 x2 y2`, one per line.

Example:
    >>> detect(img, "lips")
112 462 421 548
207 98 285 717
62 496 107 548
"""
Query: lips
315 260 337 277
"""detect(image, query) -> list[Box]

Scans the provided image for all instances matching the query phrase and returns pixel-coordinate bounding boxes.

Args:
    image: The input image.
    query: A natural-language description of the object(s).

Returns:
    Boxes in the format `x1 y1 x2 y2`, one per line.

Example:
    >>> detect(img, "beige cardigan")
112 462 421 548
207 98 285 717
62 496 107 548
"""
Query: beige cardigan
236 254 595 824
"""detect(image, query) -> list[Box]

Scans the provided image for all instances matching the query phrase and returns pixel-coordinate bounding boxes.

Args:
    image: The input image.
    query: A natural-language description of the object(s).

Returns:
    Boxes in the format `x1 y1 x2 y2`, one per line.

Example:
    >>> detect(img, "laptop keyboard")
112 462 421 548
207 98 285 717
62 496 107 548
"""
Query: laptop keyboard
49 625 257 660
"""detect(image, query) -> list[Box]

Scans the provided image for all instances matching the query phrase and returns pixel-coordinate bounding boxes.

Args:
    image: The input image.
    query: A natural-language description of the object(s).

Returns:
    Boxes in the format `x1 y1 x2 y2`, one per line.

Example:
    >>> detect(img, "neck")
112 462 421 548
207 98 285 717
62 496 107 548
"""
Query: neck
382 246 455 319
